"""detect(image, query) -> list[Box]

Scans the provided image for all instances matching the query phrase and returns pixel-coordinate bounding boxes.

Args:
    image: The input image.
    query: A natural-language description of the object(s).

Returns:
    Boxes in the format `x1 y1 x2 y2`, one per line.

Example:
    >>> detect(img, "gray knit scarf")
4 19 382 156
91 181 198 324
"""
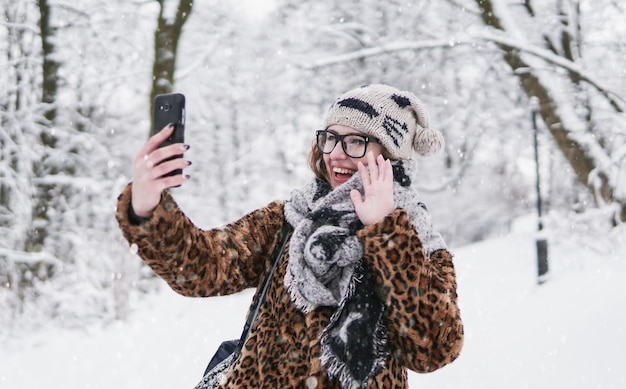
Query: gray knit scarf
284 159 446 388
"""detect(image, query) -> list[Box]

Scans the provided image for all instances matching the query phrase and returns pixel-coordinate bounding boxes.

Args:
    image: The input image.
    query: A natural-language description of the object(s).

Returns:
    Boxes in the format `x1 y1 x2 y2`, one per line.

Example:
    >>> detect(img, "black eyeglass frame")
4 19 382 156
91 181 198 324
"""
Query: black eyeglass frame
315 130 381 158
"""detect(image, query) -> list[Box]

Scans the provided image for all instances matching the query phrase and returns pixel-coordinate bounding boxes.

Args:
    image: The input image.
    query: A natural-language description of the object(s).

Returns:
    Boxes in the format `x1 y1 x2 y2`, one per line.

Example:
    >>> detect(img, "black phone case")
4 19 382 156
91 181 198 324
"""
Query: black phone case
152 93 186 177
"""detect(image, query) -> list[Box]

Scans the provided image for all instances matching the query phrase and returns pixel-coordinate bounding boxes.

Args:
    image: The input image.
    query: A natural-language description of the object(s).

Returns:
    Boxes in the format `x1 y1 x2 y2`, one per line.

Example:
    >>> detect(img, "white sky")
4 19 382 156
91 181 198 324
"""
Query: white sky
236 0 277 22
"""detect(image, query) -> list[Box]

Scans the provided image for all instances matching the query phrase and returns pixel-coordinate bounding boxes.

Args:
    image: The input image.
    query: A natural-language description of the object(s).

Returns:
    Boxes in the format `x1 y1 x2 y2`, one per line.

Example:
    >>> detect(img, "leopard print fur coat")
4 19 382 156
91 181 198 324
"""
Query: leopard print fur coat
115 184 463 388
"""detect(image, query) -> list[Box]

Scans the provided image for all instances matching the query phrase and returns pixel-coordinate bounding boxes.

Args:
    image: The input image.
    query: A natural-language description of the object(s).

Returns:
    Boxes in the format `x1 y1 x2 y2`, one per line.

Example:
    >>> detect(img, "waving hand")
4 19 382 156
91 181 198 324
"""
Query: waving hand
350 152 395 225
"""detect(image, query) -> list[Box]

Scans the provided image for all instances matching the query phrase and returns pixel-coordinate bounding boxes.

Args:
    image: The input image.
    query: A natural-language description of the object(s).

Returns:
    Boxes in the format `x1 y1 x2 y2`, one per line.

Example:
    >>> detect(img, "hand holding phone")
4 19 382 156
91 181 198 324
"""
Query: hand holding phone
131 94 188 217
152 93 186 177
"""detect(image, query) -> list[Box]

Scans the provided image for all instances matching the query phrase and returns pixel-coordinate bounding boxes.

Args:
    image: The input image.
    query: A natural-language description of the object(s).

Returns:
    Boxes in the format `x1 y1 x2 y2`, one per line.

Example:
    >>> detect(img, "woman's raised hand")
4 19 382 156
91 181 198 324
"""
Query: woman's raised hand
350 152 395 226
131 124 190 218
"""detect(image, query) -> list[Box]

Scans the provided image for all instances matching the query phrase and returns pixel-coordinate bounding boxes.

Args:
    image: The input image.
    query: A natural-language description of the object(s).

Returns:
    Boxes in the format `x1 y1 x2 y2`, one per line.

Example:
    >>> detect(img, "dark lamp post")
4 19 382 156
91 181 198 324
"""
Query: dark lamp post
530 98 549 284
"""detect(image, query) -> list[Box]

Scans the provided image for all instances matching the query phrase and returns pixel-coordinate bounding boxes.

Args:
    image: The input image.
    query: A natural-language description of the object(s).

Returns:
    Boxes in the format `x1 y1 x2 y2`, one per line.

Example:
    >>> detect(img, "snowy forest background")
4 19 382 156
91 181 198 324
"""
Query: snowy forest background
1 0 625 342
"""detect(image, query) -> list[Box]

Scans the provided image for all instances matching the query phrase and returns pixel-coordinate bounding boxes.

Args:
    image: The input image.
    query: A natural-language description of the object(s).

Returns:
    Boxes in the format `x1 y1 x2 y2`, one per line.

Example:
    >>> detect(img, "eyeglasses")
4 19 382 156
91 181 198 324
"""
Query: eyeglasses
316 130 380 158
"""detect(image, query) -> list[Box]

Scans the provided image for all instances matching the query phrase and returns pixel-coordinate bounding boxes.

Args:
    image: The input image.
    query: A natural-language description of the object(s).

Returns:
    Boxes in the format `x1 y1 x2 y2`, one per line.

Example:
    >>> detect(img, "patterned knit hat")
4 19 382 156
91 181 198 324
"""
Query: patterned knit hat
323 84 444 160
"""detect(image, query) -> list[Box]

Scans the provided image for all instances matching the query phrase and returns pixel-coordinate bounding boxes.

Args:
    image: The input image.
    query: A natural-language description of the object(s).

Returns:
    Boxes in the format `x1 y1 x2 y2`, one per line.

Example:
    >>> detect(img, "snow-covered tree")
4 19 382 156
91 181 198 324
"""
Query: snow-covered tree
473 0 626 223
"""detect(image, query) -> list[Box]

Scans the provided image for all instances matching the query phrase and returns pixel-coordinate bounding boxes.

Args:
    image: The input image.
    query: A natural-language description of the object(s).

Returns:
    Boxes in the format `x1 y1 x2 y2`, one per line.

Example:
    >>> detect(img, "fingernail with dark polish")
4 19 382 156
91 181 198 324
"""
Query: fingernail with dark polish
186 160 192 166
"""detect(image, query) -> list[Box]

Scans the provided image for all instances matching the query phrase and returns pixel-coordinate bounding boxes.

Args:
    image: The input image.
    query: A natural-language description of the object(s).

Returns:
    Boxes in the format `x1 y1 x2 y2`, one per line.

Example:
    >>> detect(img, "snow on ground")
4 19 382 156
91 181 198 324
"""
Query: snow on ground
1 220 625 389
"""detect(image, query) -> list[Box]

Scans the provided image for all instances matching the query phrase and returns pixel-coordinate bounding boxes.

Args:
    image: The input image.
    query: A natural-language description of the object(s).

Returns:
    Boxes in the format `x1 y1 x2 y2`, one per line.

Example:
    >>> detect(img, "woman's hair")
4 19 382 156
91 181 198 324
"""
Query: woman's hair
308 140 329 183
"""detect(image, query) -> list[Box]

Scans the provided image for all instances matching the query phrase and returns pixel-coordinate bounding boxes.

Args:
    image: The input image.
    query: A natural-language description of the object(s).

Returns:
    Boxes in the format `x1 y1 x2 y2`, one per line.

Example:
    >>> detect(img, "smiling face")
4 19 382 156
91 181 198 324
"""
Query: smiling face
322 125 385 189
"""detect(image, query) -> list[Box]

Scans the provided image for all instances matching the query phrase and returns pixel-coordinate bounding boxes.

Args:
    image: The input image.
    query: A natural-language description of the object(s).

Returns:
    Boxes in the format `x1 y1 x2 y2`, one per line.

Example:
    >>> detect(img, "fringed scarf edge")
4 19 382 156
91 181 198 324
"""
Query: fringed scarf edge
319 261 389 389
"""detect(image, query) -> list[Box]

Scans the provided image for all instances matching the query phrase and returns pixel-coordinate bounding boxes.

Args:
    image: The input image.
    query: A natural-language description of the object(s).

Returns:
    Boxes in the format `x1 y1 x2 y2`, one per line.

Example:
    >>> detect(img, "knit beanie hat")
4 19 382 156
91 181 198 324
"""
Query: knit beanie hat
323 84 444 160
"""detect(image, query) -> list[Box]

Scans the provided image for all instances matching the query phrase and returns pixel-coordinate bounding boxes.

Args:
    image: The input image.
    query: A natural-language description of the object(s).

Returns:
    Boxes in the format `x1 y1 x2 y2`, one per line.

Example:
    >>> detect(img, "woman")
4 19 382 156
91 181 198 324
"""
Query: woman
116 84 463 388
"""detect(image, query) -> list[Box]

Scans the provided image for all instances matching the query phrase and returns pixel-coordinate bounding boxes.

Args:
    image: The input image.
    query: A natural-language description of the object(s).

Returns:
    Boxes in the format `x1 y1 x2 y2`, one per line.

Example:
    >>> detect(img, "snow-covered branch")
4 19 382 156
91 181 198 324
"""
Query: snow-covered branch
0 21 39 34
0 248 61 267
303 33 625 112
302 39 453 69
473 31 625 112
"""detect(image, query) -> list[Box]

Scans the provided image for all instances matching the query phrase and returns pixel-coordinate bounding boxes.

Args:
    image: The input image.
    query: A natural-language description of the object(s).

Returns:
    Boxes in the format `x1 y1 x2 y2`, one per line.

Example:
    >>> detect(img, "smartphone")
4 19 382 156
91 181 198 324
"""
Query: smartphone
152 93 186 177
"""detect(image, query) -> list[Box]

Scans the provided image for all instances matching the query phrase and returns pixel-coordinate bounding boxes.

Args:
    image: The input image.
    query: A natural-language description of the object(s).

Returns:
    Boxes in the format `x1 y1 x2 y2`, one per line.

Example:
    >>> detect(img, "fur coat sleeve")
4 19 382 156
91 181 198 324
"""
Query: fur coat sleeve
115 183 285 297
357 207 464 374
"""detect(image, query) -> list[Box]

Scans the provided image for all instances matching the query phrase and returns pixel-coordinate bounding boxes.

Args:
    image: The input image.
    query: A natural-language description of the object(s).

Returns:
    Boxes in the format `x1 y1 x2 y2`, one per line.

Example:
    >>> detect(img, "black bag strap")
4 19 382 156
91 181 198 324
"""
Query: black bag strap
233 220 291 359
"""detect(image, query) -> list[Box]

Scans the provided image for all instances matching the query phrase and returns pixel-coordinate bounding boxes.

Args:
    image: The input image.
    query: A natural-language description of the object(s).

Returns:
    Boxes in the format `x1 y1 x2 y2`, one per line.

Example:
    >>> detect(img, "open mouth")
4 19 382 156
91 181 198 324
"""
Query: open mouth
333 167 356 180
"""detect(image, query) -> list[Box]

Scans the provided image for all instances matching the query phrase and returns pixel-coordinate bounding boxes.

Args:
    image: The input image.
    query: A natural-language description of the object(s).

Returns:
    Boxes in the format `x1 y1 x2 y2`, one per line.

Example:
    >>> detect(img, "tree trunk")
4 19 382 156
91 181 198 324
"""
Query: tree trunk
37 0 60 131
25 0 61 254
475 0 626 223
150 0 193 132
